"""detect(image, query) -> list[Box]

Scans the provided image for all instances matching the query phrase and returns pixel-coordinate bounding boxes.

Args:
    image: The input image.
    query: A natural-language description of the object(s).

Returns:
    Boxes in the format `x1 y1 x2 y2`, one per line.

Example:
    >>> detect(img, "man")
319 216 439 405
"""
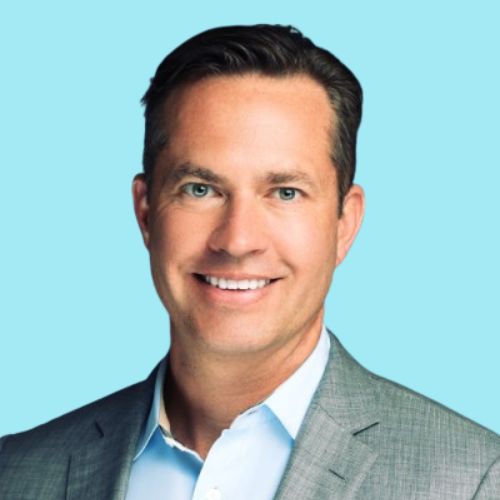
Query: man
0 24 498 500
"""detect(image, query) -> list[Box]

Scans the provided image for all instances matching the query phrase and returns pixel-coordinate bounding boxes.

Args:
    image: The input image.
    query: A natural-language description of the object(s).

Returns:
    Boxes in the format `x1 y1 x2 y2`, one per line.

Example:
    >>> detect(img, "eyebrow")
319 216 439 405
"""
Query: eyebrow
167 162 316 189
169 162 227 184
265 170 316 188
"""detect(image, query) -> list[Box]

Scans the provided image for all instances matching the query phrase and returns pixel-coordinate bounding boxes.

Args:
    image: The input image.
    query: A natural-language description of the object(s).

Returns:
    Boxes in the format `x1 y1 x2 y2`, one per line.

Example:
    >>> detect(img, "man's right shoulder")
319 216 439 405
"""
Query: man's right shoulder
0 371 156 461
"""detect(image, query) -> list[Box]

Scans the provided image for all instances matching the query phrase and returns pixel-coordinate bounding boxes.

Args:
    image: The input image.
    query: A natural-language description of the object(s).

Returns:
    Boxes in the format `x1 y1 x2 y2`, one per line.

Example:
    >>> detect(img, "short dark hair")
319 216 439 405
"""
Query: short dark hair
142 24 362 207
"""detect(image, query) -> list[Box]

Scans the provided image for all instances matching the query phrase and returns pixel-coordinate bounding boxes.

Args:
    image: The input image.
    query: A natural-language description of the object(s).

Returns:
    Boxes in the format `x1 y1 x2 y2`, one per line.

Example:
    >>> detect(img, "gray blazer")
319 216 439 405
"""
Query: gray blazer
1 333 499 499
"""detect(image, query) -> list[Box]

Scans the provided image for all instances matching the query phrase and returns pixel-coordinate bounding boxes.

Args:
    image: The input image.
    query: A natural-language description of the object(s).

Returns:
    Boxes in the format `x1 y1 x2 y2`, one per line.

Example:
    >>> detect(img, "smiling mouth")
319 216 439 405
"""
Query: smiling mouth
194 274 276 290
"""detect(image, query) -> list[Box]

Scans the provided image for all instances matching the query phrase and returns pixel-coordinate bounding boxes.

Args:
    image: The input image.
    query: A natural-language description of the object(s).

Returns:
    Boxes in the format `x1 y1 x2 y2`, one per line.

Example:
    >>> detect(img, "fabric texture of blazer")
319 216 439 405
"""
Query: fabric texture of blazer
1 332 499 499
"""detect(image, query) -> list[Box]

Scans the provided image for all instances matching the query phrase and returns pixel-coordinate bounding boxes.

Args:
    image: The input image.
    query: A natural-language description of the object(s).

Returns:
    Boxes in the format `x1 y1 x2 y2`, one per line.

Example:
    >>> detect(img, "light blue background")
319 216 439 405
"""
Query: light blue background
1 1 498 437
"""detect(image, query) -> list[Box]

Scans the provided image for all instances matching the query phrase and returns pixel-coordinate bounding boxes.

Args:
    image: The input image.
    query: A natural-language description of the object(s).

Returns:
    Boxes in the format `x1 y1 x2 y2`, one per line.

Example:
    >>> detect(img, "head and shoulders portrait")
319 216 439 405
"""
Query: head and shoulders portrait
1 4 499 500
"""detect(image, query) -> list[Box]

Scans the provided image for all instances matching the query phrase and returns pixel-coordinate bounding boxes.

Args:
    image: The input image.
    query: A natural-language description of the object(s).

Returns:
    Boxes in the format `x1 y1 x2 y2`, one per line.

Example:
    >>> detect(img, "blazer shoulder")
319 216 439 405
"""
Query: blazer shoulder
0 435 10 454
366 367 500 463
322 335 499 496
0 370 156 461
376 369 498 435
327 332 498 446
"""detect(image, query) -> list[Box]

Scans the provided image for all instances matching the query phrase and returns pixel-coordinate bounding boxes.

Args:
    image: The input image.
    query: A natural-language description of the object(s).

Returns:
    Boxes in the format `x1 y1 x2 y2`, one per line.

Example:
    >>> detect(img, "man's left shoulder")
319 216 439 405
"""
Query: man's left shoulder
361 368 500 497
371 368 500 453
326 333 499 454
304 334 500 498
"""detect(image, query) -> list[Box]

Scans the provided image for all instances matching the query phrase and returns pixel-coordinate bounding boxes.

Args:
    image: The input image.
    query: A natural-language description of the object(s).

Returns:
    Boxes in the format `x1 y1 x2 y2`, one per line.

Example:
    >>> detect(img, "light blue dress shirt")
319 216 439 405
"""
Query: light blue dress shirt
125 328 330 500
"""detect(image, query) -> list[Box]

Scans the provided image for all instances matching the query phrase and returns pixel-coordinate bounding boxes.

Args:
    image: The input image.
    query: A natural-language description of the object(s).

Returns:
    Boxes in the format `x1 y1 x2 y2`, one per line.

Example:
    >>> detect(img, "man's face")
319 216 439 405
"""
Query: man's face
133 74 363 356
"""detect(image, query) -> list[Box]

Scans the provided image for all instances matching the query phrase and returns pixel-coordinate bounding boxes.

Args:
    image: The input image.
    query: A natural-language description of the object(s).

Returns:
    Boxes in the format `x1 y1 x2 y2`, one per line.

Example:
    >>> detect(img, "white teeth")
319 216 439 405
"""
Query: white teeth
239 280 249 290
203 275 271 290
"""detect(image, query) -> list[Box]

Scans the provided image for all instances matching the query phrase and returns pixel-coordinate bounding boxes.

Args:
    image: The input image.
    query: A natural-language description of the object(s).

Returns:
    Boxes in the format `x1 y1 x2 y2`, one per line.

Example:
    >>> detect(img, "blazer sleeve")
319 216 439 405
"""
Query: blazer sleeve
472 455 500 499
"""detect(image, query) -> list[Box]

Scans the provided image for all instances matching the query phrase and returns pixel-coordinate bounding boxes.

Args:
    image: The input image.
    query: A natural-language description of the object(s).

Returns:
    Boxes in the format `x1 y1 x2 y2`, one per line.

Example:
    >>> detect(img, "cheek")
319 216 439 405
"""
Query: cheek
273 211 338 274
149 209 212 266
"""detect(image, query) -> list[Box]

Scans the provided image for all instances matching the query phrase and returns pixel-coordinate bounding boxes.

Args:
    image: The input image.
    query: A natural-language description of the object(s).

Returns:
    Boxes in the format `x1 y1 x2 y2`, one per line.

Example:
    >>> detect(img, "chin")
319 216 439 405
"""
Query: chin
186 318 281 355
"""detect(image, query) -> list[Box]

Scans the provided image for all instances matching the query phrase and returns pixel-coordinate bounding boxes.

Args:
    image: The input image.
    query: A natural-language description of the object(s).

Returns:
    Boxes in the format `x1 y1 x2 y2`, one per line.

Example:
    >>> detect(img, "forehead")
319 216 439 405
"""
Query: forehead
168 73 332 112
157 74 335 180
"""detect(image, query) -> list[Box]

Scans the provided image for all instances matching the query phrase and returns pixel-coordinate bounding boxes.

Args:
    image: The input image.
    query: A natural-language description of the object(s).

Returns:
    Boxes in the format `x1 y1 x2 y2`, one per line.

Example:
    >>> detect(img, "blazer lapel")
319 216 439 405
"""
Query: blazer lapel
275 333 381 500
66 368 157 500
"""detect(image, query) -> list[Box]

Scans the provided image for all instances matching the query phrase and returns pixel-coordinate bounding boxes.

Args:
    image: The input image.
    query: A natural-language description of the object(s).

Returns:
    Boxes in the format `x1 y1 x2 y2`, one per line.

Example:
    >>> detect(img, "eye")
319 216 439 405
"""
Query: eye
276 187 299 201
182 183 215 198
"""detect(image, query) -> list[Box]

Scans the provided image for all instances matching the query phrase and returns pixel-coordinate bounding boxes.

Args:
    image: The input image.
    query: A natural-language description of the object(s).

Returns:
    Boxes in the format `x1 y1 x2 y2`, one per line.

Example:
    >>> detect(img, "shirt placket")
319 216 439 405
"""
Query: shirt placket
191 408 266 500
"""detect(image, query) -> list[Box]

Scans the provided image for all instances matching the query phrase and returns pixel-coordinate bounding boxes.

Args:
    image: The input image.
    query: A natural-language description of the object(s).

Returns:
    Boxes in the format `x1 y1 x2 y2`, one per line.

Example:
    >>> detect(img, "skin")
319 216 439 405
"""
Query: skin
133 74 365 458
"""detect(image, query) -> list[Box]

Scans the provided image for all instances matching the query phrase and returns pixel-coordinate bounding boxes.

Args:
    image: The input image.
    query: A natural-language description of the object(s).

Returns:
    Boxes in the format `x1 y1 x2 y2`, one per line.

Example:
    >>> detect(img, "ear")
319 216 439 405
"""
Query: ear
132 173 151 248
335 184 365 267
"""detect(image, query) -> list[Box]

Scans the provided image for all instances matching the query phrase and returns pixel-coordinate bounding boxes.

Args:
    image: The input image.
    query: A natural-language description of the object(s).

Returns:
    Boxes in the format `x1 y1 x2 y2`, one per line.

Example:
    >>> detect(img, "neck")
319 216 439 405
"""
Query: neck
163 319 323 459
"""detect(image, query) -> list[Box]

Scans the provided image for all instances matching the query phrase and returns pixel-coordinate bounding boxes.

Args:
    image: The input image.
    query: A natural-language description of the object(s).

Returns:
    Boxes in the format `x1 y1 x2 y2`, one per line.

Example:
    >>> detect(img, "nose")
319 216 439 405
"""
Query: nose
207 196 268 258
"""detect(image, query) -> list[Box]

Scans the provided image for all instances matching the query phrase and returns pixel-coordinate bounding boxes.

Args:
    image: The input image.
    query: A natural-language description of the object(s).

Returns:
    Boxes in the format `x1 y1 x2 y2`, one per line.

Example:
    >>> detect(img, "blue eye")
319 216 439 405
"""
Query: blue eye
277 187 298 201
183 183 213 198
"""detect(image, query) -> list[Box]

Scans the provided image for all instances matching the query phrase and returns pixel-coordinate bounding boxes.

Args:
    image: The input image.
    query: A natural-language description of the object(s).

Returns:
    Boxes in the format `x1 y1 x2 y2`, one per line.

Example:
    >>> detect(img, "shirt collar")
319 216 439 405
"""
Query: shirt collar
264 326 330 438
133 326 331 459
134 356 167 459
